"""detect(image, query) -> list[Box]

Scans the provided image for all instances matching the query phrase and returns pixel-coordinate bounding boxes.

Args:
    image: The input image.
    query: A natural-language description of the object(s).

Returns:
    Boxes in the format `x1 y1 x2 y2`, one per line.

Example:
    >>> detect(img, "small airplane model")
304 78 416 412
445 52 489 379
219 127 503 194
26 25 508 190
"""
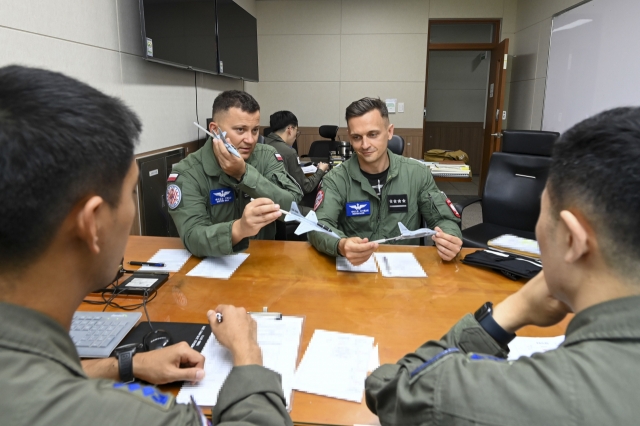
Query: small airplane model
193 122 241 158
284 202 340 238
371 222 437 244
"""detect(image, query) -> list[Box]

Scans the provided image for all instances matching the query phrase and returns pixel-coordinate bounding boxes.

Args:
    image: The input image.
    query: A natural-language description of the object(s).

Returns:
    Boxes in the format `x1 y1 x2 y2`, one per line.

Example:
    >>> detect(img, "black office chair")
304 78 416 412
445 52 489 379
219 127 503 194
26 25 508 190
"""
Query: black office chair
388 135 405 155
455 130 559 248
257 135 265 144
263 127 272 137
308 125 339 158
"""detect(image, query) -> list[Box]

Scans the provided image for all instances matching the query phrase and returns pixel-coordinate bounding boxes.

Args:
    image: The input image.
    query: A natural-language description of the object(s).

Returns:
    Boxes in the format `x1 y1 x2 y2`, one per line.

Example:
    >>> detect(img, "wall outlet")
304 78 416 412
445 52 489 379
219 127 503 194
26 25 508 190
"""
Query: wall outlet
398 102 405 113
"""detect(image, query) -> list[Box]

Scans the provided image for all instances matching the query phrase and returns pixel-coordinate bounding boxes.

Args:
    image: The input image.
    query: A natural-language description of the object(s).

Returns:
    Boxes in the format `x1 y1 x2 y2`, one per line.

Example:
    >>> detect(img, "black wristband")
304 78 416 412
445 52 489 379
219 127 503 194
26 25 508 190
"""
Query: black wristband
474 302 516 345
114 343 138 383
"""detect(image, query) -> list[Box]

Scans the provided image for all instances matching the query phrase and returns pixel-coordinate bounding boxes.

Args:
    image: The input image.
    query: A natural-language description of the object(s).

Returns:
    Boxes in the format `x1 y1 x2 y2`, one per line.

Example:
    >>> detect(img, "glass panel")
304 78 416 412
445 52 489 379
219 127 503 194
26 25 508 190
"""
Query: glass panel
429 23 495 44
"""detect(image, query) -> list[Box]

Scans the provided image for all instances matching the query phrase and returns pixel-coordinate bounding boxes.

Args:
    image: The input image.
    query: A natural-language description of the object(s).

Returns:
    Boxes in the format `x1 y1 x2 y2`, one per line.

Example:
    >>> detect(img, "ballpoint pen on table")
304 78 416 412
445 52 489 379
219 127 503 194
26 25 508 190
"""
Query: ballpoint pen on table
128 261 165 267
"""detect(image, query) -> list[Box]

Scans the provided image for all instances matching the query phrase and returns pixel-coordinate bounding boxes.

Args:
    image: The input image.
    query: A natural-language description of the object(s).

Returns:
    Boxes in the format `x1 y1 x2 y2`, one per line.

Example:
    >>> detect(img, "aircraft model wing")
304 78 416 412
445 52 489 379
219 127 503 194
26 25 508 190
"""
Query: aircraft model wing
371 222 436 244
284 202 340 239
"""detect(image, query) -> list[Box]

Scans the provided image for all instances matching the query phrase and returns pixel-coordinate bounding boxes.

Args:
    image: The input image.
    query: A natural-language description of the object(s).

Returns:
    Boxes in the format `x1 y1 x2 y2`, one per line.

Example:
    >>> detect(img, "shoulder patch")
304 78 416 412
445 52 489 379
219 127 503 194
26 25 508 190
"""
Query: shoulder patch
166 184 182 209
314 190 325 211
275 153 283 162
469 353 506 362
410 348 460 378
112 382 174 410
167 173 179 182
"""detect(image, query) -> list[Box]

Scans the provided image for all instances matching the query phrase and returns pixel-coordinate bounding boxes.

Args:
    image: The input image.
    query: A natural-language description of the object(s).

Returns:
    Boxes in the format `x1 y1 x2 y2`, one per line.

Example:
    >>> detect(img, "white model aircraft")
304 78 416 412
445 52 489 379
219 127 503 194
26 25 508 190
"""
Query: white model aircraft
372 222 437 244
193 122 241 158
284 202 340 238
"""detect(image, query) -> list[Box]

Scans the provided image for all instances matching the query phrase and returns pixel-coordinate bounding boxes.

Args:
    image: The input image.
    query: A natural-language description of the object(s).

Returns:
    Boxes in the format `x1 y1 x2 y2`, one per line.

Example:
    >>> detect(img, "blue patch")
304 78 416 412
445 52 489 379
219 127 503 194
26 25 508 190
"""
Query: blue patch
410 348 460 378
346 201 371 217
469 353 505 362
113 382 125 389
210 187 235 205
152 393 169 405
143 386 156 397
127 383 141 392
112 382 172 408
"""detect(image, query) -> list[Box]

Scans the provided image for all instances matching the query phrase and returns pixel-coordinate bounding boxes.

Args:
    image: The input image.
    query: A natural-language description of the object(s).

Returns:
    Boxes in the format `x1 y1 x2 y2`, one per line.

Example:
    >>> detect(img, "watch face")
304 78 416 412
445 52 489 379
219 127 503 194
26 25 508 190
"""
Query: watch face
474 301 493 322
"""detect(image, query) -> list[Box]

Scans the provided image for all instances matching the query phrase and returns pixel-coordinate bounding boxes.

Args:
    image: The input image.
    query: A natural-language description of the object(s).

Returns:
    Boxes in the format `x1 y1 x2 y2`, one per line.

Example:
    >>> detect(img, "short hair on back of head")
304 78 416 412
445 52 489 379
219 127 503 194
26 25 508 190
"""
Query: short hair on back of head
547 106 640 280
270 111 298 133
211 90 260 121
345 97 388 124
0 65 141 269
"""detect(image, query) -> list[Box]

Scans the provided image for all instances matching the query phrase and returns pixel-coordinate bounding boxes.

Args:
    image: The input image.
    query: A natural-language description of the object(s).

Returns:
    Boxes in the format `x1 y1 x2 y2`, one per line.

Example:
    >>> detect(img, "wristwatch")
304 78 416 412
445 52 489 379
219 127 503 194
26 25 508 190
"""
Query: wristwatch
474 301 516 345
114 343 139 383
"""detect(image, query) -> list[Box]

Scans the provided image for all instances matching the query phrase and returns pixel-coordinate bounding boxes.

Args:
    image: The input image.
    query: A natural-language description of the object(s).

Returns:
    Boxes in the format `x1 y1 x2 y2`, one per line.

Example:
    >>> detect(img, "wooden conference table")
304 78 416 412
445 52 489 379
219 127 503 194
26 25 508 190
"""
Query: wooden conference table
82 237 567 426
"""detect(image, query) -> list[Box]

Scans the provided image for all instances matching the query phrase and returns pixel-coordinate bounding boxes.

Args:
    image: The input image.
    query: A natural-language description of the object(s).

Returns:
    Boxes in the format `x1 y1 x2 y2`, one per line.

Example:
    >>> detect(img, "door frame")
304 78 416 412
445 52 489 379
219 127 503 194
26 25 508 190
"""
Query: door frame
422 19 503 175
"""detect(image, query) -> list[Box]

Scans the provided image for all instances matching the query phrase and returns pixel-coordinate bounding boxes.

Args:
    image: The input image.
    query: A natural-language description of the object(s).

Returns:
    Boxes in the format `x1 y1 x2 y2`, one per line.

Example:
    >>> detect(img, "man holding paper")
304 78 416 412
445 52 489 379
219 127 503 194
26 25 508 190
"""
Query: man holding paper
0 66 292 426
365 107 640 425
308 98 462 265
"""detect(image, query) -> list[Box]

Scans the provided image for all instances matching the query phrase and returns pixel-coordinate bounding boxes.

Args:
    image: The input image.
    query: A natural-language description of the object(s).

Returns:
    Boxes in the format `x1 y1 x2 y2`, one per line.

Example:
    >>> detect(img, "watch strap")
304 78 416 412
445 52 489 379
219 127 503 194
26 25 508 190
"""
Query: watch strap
478 310 516 345
116 348 136 383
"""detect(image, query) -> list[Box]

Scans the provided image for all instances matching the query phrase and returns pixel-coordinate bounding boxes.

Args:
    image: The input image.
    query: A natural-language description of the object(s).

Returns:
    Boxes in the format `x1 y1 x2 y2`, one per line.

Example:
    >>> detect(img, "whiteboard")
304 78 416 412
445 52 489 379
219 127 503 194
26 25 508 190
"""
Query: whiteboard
542 0 640 133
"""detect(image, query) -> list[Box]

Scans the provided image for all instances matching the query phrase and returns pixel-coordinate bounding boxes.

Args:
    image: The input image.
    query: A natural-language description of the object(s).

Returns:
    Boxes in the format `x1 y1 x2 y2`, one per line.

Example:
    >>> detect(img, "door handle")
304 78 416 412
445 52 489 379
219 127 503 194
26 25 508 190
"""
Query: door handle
491 132 502 138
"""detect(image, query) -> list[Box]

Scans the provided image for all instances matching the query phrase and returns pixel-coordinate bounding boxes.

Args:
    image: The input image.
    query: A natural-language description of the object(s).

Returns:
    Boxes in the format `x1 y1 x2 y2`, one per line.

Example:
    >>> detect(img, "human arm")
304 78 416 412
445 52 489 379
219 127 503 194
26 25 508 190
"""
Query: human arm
81 342 205 385
207 306 293 426
283 149 326 195
307 175 348 256
230 198 282 246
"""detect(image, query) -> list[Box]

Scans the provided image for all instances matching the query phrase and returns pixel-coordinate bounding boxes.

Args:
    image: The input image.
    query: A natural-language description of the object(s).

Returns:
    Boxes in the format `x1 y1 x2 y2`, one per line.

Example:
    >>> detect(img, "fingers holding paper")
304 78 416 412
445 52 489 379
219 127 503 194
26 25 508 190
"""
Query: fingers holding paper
207 305 262 367
431 226 462 261
338 237 378 266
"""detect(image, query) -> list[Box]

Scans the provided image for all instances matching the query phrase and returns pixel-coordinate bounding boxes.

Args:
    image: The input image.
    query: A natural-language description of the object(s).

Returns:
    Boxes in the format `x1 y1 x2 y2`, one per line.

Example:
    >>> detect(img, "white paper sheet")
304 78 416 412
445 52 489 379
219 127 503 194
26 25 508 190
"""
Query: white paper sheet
507 336 565 361
186 254 250 279
368 344 380 371
374 253 427 278
177 316 304 409
293 330 374 403
301 165 318 174
138 249 192 272
490 234 541 256
336 256 378 273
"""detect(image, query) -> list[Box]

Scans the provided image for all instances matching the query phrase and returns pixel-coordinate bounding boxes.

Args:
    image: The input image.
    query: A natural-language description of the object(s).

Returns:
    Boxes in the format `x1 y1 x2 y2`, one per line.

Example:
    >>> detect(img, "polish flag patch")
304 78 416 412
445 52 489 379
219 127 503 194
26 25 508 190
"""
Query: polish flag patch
167 173 179 182
275 153 283 162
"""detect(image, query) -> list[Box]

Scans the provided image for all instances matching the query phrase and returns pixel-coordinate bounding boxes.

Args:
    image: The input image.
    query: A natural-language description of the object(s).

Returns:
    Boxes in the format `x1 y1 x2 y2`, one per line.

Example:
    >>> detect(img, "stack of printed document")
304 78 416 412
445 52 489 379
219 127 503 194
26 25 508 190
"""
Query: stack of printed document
301 164 317 174
374 252 428 277
429 163 471 178
138 249 192 273
488 234 541 258
186 254 249 279
336 256 378 273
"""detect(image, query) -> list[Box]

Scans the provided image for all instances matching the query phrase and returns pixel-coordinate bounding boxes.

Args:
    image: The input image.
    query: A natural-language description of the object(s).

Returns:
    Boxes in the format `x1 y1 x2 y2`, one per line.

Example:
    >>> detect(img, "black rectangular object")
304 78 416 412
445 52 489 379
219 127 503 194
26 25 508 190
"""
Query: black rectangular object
140 0 218 74
110 322 211 357
114 273 169 295
216 0 259 81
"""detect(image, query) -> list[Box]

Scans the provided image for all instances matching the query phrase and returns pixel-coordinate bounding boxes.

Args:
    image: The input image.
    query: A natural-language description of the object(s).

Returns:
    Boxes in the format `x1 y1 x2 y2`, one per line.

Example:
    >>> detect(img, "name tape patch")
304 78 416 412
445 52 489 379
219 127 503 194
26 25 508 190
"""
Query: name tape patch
210 188 235 205
346 201 371 217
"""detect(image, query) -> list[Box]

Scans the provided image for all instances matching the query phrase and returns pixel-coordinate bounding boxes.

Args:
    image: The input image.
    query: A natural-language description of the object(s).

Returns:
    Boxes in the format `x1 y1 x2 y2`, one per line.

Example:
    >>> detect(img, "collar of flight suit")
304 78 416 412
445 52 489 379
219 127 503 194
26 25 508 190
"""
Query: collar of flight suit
0 302 87 378
345 149 400 199
264 132 288 149
563 294 640 346
200 137 260 179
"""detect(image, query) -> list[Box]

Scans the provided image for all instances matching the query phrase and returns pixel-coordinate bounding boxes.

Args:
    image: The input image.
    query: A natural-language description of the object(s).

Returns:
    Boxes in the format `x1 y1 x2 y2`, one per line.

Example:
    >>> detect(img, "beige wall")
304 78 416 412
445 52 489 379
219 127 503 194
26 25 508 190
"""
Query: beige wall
253 0 517 129
507 0 583 130
0 0 255 154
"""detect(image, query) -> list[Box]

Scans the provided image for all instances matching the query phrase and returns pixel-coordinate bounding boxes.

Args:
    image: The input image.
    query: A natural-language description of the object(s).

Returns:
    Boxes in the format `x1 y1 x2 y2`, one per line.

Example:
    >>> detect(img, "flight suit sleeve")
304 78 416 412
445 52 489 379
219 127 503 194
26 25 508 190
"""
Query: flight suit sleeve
168 173 248 258
418 170 462 239
307 175 347 257
284 150 324 195
232 152 303 210
365 314 572 426
213 365 293 426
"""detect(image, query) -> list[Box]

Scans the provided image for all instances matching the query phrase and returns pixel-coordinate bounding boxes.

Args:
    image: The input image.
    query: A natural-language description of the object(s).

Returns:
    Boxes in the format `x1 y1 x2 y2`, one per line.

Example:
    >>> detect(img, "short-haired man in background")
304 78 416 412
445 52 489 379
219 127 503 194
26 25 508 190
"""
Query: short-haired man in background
169 90 303 257
0 66 292 426
265 110 329 194
309 97 462 265
365 107 640 425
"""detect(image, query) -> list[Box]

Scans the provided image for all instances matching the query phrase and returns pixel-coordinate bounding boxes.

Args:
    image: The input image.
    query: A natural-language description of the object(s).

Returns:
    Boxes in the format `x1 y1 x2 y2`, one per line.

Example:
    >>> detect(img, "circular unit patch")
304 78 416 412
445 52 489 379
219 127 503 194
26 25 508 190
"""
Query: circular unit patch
166 184 182 210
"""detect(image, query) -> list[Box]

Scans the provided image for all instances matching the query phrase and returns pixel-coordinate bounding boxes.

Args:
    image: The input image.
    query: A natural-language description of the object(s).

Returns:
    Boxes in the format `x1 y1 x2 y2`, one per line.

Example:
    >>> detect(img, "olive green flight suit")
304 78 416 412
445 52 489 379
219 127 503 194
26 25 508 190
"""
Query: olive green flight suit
308 150 461 256
0 302 293 426
168 138 303 257
366 295 640 426
264 133 326 195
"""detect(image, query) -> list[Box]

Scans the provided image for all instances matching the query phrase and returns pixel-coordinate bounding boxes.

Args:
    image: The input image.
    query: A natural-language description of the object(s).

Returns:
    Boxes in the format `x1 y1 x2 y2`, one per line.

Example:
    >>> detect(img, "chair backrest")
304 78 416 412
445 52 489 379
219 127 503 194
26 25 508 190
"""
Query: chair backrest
501 130 559 156
308 140 338 158
388 135 405 155
482 152 551 232
263 127 272 137
257 135 264 144
319 125 338 141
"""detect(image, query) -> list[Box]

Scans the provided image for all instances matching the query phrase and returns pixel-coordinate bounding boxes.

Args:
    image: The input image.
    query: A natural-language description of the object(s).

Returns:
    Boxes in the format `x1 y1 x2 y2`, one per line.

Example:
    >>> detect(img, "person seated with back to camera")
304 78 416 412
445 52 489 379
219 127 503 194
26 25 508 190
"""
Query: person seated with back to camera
0 65 293 426
264 110 330 195
168 90 303 258
308 97 463 266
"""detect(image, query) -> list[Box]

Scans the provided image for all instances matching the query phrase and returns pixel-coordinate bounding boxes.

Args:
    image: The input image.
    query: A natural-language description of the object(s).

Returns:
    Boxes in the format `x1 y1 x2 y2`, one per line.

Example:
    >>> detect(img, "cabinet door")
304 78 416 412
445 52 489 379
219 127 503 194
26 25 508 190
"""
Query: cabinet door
139 157 172 237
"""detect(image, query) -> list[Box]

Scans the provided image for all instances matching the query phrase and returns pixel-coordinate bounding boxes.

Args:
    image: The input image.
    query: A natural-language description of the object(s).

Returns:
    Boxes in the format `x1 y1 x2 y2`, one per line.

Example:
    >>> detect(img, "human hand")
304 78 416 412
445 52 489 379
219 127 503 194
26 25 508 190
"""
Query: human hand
234 198 282 240
317 162 330 172
212 135 246 181
338 237 378 266
492 271 572 333
132 342 205 385
207 305 262 366
431 226 462 261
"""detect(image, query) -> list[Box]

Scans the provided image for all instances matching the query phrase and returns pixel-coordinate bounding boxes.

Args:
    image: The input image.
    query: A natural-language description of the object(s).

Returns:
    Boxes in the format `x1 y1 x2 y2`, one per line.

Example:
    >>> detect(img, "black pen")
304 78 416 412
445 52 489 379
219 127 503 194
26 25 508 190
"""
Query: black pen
128 261 165 267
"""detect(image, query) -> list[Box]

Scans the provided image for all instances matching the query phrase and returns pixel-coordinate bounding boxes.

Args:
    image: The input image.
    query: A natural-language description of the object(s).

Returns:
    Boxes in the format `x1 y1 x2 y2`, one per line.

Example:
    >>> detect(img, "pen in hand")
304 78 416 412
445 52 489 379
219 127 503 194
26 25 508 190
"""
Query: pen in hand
128 261 165 267
216 312 223 323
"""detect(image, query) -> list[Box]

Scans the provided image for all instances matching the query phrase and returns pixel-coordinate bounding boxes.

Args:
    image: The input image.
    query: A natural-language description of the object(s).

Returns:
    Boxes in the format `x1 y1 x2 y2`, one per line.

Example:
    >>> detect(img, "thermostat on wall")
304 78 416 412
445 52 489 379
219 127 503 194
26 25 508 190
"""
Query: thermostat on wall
385 99 397 113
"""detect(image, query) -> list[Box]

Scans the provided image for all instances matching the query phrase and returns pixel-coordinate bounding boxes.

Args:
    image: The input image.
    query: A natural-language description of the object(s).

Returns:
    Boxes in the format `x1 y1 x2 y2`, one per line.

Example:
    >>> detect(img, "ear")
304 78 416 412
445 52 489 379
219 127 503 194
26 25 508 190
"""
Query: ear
75 196 105 255
559 210 590 263
387 123 395 139
209 121 219 134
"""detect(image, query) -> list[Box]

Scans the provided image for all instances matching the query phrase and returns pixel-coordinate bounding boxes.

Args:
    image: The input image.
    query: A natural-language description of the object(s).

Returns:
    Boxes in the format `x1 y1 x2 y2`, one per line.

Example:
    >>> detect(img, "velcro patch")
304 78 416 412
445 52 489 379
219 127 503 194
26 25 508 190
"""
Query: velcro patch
388 194 408 213
314 190 325 211
166 184 181 210
346 201 371 217
210 187 235 205
112 382 173 410
275 153 283 162
167 173 179 182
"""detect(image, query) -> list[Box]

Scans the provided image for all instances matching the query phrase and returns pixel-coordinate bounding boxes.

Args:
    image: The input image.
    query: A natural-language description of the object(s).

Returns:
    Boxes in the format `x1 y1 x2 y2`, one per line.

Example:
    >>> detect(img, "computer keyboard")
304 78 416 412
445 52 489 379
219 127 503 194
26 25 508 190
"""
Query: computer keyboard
70 311 142 358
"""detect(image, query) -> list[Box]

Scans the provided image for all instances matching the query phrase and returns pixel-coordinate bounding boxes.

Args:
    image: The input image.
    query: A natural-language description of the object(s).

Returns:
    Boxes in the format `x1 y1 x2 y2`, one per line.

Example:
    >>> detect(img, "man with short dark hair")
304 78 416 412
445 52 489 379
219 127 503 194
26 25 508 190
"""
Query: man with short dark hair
169 90 303 257
308 97 462 265
365 107 640 425
0 66 292 426
265 110 329 194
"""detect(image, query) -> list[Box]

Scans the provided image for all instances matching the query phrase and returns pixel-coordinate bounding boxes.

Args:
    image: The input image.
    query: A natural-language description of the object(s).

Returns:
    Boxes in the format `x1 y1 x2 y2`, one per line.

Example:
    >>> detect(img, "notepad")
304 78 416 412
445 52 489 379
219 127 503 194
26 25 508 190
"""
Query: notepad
176 315 304 410
336 256 378 273
488 234 541 258
507 336 565 360
374 252 427 278
293 330 374 403
186 254 249 279
301 165 317 174
138 249 192 272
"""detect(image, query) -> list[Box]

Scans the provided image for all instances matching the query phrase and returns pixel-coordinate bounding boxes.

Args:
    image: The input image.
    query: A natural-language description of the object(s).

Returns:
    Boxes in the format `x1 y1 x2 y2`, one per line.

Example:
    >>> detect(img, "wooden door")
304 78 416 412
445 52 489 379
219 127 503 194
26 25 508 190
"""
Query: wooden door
478 38 509 195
